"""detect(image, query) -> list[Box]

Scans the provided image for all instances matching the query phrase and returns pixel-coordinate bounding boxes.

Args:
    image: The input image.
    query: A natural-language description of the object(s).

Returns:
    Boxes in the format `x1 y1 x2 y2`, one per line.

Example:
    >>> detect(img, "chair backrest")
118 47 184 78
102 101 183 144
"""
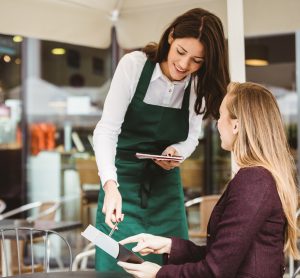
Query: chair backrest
0 201 61 222
75 157 99 186
0 199 6 214
185 194 221 237
293 266 300 278
75 157 100 226
28 201 61 222
0 227 72 277
72 242 95 271
199 195 221 234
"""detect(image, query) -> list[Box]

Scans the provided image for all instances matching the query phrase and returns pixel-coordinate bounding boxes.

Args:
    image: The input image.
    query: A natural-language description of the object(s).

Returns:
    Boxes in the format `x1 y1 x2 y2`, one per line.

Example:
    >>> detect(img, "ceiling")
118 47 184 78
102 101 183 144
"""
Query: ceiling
0 0 299 49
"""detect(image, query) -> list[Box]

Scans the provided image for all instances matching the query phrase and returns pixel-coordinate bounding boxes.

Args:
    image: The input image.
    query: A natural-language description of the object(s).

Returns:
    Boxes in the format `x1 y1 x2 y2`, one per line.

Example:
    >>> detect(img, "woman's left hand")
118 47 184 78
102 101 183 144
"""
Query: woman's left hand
117 261 161 278
153 146 181 170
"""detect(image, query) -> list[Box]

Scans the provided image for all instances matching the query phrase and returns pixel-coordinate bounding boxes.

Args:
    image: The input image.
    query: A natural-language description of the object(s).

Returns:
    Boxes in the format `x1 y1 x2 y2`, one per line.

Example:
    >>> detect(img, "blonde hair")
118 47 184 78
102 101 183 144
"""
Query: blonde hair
226 82 299 258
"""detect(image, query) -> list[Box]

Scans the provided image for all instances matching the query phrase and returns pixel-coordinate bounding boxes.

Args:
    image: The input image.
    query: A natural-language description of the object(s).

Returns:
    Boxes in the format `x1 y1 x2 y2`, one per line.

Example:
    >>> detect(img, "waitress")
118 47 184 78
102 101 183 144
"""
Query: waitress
93 7 230 271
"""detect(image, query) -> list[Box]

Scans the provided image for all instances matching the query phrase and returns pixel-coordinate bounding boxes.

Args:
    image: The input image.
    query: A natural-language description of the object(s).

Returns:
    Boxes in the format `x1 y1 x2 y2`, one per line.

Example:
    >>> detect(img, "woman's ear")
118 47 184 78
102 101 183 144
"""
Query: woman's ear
168 30 174 44
232 119 239 135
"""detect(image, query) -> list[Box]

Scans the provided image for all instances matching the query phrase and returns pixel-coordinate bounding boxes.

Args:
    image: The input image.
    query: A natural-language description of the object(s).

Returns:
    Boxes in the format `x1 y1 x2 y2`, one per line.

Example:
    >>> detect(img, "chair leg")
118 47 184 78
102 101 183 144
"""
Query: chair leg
290 254 294 277
80 201 84 227
49 240 64 270
87 207 91 226
81 203 96 227
1 239 13 276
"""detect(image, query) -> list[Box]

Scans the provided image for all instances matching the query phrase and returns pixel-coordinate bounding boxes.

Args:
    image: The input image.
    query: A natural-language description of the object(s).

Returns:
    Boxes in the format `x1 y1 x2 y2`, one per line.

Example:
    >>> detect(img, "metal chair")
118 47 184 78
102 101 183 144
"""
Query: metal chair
75 157 100 226
0 227 72 277
0 201 63 274
185 194 221 240
72 242 95 271
293 266 300 278
0 199 6 214
0 201 61 222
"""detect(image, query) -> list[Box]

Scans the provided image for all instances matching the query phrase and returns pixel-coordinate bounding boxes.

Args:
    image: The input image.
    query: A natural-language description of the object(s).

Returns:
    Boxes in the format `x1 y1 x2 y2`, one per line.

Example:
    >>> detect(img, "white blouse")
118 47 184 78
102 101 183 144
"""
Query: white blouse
93 51 203 186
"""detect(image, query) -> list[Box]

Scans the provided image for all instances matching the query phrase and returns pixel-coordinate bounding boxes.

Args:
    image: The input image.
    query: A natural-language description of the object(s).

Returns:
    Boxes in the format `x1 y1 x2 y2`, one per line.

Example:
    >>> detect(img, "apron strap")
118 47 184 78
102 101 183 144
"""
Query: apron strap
134 60 155 101
134 58 191 112
181 80 191 110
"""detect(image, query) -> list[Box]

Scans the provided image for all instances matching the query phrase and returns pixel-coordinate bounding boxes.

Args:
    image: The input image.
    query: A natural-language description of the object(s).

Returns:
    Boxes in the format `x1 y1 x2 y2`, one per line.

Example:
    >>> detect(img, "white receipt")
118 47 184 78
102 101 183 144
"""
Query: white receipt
81 225 119 258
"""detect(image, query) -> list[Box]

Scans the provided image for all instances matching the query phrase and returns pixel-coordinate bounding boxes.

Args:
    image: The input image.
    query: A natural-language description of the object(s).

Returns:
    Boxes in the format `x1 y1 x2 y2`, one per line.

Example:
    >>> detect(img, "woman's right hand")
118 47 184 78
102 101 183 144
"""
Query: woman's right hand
102 180 123 228
119 233 172 256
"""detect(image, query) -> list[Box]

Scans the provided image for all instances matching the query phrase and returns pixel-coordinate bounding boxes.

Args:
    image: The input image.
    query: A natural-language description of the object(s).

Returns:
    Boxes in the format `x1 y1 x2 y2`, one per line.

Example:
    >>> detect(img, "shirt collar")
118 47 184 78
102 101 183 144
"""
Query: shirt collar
151 63 191 89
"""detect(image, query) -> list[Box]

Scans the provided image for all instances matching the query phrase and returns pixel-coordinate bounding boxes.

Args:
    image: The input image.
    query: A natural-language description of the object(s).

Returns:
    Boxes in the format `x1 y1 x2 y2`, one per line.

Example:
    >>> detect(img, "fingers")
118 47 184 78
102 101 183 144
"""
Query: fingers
102 202 106 214
119 236 155 256
151 146 181 171
119 234 143 245
154 160 177 170
132 241 152 253
132 242 154 256
102 204 115 228
117 261 140 277
105 207 115 229
102 184 123 228
139 248 155 256
105 210 125 229
115 199 122 222
162 146 178 156
117 261 142 272
118 261 161 278
169 161 180 167
105 205 119 228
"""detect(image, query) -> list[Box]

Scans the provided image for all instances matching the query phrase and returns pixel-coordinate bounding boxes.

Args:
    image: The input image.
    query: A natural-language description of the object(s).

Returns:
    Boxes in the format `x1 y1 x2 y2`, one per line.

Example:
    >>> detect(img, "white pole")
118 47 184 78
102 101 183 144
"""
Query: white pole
226 0 246 174
26 38 41 78
227 0 246 83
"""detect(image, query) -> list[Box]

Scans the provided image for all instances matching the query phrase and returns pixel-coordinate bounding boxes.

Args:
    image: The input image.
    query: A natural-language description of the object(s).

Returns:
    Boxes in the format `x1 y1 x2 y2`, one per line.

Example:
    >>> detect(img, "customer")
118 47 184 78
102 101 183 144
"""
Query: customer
118 82 299 278
93 7 230 271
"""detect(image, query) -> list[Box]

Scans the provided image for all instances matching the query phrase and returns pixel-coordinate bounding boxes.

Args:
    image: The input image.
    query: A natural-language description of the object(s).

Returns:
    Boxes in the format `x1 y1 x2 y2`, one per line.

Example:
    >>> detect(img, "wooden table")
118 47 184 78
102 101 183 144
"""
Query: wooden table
6 271 131 278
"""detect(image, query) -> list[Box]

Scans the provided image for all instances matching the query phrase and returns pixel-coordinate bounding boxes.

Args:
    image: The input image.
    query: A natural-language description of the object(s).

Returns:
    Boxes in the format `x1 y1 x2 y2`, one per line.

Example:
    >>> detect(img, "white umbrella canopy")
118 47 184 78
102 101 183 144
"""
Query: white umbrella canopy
0 0 227 49
0 0 299 49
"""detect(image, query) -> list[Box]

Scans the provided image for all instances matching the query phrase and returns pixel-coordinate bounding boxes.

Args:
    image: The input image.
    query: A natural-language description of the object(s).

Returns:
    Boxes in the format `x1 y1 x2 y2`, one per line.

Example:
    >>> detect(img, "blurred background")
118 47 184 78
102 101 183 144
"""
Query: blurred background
0 0 299 274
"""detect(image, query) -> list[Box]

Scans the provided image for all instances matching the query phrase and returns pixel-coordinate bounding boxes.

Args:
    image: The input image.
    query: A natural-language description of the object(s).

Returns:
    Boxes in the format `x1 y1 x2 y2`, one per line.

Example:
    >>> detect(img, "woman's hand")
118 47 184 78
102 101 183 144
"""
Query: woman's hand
153 146 181 170
102 180 124 228
119 233 172 256
117 261 161 278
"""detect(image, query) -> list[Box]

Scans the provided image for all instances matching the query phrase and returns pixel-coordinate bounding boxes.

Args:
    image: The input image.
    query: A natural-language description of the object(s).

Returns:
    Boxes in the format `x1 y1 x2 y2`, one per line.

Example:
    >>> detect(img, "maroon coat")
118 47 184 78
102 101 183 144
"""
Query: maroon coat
157 167 286 278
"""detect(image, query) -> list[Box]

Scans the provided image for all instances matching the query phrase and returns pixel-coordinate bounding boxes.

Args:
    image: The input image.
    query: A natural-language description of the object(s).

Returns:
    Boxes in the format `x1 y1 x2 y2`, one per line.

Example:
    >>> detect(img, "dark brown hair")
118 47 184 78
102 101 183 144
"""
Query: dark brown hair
143 8 230 119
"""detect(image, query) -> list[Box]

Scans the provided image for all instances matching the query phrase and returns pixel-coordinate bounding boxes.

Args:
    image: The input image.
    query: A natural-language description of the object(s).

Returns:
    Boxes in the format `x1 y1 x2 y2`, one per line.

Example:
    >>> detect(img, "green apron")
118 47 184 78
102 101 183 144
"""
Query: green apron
95 59 190 271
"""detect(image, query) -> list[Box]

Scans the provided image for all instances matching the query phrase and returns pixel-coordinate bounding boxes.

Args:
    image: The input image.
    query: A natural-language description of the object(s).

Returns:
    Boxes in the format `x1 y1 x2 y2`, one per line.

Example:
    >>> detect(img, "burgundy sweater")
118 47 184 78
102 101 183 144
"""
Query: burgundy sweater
157 167 286 278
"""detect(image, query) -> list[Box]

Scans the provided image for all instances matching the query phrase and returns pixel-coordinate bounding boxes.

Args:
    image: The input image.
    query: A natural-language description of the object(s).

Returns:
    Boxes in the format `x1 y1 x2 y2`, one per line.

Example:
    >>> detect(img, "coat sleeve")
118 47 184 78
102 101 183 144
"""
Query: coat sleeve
164 237 206 264
157 168 277 278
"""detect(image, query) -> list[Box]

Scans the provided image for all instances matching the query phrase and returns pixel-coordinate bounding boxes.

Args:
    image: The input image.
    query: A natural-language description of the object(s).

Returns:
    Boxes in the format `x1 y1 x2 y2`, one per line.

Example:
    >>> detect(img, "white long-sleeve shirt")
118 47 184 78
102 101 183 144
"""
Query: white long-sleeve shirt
93 51 203 186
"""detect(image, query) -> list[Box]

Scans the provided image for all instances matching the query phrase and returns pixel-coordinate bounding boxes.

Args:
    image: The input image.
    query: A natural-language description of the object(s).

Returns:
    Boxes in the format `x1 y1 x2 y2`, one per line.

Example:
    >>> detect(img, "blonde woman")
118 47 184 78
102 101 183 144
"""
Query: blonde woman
118 82 299 278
